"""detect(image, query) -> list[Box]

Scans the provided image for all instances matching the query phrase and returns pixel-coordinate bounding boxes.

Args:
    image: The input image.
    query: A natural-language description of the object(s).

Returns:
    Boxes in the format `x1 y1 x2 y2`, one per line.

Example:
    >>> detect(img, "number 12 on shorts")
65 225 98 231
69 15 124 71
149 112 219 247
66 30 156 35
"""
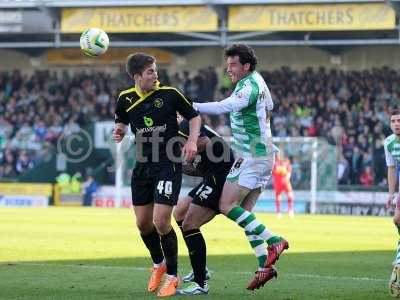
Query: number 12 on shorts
157 180 172 196
195 184 213 199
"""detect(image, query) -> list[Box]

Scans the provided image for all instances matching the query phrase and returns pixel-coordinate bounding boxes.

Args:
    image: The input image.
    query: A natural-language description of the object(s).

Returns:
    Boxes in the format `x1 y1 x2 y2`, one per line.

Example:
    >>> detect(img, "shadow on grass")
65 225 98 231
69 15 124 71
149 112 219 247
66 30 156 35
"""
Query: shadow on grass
0 250 394 300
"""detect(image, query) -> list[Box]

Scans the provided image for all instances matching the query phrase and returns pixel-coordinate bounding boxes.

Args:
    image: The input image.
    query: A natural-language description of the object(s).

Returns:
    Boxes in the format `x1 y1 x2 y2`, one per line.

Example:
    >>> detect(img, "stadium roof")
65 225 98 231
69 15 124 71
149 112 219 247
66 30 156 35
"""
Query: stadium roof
0 0 399 49
0 0 398 8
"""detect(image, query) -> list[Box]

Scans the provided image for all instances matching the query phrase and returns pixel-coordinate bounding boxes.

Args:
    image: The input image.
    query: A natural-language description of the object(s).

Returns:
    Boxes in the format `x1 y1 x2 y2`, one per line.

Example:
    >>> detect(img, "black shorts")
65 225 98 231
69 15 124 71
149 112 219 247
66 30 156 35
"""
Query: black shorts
188 173 227 213
131 162 182 206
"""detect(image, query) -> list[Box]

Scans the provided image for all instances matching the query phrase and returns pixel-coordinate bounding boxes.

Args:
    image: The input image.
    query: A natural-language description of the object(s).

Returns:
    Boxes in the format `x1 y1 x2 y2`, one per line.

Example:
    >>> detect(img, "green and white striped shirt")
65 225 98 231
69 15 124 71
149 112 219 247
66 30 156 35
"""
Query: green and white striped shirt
194 71 274 158
384 134 400 166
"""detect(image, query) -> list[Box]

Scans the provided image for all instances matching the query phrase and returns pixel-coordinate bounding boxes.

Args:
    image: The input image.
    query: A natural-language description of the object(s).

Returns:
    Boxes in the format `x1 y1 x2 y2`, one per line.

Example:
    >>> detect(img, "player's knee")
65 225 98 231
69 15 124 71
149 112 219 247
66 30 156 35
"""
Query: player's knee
136 219 154 235
172 206 186 222
182 219 196 231
153 218 172 235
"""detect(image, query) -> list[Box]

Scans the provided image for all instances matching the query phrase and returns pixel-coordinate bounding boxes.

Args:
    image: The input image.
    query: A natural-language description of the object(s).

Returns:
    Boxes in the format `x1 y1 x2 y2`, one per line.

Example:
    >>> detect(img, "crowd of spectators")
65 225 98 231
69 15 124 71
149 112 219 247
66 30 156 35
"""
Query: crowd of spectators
0 69 125 179
0 66 398 187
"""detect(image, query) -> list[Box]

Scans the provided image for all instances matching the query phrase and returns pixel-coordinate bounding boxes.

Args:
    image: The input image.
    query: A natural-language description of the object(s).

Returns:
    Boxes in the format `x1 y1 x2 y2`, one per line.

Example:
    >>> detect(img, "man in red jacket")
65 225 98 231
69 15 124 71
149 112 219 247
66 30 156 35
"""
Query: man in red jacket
272 153 295 218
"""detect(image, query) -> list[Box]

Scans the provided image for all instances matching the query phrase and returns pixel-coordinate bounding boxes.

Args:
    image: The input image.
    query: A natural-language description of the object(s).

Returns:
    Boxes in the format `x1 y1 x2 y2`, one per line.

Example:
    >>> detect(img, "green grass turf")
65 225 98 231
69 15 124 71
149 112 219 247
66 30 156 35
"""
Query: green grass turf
0 207 397 299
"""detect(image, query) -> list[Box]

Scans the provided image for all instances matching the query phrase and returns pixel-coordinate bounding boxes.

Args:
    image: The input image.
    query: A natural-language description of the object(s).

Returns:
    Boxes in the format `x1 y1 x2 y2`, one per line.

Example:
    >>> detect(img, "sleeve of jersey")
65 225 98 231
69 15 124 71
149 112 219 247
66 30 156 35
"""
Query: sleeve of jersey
115 96 130 125
265 85 274 111
174 89 199 120
194 84 252 114
384 143 396 167
178 119 189 138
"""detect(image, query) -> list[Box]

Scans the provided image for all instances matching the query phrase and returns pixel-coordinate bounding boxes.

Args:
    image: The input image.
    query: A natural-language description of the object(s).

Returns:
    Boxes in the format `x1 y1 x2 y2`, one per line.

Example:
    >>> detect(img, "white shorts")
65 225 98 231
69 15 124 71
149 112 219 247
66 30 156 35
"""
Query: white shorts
226 155 274 190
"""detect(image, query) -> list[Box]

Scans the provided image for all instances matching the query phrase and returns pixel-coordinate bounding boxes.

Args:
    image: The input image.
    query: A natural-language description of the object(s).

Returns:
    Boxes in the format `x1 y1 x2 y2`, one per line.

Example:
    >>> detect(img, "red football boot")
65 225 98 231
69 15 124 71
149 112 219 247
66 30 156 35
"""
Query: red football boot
265 238 289 268
247 266 278 290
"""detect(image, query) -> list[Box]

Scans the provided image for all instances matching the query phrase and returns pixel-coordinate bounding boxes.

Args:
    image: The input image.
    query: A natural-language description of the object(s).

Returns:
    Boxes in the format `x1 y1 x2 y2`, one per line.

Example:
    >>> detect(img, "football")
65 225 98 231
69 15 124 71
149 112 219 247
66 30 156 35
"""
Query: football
80 28 109 57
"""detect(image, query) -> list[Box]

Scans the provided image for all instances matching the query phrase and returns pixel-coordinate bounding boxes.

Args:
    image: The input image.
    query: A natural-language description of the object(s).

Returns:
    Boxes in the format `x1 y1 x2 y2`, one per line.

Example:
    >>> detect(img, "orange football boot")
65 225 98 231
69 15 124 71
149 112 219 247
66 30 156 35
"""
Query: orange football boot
148 264 167 293
157 275 180 297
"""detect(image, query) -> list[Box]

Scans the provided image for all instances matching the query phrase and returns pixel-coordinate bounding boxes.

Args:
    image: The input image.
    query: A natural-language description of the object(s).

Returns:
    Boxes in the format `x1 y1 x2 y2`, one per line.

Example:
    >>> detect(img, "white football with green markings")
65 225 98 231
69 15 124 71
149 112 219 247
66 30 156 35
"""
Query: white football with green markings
80 28 109 57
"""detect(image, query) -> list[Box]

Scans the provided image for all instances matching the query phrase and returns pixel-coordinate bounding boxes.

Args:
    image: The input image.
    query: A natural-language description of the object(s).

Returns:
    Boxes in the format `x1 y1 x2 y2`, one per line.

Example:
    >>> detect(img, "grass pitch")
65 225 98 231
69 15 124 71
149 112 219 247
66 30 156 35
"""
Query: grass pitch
0 207 396 300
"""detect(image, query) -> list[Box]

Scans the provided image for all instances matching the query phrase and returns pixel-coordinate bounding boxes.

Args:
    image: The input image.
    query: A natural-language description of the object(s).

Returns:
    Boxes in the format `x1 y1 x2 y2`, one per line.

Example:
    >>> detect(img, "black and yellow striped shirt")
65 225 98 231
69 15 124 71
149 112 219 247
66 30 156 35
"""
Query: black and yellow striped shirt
115 83 198 163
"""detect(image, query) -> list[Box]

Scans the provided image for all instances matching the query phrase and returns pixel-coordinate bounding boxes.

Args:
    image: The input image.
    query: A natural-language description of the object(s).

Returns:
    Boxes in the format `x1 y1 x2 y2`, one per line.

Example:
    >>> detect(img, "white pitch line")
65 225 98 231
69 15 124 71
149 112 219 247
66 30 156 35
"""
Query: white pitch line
3 263 386 282
289 273 386 282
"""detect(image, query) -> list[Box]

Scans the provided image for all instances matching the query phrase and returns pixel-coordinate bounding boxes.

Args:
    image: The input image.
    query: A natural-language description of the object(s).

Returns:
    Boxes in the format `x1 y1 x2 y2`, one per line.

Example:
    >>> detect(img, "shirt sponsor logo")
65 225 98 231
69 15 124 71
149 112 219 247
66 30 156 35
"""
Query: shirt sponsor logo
143 116 154 127
154 98 163 108
136 124 167 133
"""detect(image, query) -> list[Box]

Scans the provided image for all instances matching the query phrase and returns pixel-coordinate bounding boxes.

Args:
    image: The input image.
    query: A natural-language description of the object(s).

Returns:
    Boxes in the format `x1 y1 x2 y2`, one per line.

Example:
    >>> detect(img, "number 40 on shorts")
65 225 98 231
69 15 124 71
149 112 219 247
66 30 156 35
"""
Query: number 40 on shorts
157 180 173 196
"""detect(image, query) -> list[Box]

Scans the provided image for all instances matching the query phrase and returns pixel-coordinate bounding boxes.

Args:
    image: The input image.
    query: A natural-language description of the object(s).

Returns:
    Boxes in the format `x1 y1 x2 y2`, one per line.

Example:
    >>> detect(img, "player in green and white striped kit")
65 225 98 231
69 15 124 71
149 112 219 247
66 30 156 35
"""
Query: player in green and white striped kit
385 109 400 297
193 44 288 291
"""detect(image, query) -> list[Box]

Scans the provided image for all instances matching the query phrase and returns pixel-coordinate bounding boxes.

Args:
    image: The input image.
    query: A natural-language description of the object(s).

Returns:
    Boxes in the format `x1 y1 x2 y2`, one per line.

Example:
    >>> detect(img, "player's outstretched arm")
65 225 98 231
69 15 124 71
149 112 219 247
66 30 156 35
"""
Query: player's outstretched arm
194 95 249 114
194 83 254 114
194 98 235 114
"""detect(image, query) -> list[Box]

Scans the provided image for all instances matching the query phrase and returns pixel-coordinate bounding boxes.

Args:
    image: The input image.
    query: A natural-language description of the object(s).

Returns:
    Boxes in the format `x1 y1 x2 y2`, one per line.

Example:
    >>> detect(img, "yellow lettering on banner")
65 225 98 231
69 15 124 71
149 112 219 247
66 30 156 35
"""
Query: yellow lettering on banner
0 183 52 196
228 3 395 31
61 6 218 33
96 11 180 28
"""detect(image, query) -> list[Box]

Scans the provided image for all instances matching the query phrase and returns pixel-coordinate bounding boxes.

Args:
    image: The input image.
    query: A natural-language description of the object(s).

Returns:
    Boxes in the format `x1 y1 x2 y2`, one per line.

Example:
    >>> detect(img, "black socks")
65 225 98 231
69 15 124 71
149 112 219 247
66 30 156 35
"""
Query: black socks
182 228 207 287
160 228 178 276
140 229 164 264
